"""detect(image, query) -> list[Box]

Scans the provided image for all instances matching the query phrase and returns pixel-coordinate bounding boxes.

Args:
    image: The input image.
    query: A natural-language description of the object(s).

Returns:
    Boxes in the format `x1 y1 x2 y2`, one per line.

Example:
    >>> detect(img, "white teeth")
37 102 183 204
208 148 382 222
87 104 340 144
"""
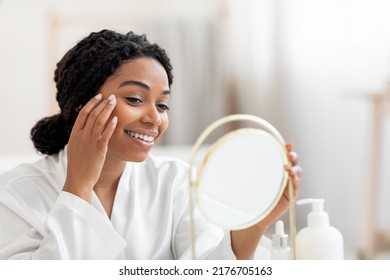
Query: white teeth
128 131 154 143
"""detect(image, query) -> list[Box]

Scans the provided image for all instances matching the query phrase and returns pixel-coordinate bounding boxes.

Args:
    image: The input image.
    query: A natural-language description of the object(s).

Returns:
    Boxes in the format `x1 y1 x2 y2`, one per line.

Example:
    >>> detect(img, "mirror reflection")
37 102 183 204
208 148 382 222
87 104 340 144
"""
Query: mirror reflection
196 128 288 230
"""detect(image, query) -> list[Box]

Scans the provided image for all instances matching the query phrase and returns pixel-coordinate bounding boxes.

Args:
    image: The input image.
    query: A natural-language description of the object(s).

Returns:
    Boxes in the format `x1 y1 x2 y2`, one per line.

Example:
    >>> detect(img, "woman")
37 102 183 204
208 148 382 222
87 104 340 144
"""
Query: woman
0 30 302 259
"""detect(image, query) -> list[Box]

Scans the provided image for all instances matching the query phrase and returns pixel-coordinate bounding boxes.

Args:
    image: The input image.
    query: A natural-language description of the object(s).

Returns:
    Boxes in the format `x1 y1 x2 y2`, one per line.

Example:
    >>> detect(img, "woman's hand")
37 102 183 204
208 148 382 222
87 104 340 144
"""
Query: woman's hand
63 94 117 202
231 143 302 259
255 143 302 228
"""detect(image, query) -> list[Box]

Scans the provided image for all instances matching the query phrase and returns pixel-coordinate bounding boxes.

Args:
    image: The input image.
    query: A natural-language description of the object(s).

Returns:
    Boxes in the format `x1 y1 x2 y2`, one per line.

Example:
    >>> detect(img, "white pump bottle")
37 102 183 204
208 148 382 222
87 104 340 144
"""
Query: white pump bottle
295 198 344 260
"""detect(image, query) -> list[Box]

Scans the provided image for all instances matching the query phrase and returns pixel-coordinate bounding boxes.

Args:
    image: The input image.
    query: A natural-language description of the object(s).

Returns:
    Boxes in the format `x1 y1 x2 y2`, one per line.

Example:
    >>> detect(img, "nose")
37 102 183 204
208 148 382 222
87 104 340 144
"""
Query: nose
142 104 161 126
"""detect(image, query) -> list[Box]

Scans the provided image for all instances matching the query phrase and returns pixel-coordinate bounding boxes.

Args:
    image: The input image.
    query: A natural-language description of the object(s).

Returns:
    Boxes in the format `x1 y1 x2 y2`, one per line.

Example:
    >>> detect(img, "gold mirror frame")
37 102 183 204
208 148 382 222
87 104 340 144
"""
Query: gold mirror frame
188 114 296 259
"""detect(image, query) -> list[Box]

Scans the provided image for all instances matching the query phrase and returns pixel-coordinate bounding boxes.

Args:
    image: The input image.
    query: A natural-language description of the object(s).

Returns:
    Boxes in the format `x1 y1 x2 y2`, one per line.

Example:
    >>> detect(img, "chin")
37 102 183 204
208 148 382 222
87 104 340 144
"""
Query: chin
123 152 149 163
106 150 149 164
128 156 148 163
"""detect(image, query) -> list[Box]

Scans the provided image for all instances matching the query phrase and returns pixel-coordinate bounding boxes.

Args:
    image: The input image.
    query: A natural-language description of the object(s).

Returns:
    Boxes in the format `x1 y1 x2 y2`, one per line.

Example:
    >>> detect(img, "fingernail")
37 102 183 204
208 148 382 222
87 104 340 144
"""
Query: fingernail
109 97 116 105
94 93 103 100
107 94 115 105
112 116 118 124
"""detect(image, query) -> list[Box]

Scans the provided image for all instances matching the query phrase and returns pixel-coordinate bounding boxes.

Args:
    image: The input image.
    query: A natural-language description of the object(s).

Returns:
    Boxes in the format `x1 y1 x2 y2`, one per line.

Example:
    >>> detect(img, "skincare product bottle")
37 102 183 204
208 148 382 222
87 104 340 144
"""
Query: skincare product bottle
295 198 344 259
271 220 291 260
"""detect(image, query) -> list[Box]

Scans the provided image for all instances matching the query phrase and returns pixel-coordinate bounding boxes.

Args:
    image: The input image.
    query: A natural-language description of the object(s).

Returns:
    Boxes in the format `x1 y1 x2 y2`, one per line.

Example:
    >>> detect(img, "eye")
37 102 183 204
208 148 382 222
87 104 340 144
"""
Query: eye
125 97 143 105
157 104 170 112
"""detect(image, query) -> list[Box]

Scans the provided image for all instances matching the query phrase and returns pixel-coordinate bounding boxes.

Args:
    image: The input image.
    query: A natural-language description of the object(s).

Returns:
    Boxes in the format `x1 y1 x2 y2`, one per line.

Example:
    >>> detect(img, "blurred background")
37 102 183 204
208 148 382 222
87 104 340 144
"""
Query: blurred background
0 0 390 259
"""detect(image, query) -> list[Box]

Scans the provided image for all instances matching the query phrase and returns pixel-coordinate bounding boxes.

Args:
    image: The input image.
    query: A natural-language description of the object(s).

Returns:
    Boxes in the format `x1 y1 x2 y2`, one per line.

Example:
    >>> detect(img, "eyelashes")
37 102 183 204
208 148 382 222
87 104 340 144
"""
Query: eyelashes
157 104 170 111
125 97 142 104
125 97 170 112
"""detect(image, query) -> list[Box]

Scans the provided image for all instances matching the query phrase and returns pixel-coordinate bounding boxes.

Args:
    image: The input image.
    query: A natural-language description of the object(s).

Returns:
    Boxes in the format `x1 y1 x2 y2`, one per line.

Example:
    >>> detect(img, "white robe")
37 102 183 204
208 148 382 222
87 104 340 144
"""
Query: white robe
0 148 271 260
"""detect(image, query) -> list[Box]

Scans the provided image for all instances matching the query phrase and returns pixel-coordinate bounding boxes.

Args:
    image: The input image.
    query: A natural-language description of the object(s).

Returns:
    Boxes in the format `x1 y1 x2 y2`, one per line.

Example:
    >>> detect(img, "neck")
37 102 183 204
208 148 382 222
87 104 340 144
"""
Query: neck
94 155 126 192
93 156 126 218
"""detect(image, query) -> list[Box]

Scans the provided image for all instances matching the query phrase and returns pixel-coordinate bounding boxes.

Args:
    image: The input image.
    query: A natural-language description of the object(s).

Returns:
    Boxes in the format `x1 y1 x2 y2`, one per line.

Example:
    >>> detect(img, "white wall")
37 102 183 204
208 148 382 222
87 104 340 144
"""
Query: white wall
0 0 50 155
278 0 390 250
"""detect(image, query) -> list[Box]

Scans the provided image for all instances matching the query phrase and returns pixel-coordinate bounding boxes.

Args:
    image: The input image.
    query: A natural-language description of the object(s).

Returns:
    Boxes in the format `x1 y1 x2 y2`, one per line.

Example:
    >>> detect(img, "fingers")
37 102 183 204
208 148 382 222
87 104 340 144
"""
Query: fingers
285 143 298 164
85 94 116 137
99 116 118 148
291 175 301 199
288 151 298 165
287 165 303 197
286 166 302 185
286 143 293 152
286 143 302 178
73 94 117 137
282 169 301 202
283 142 302 201
288 165 303 177
73 93 103 131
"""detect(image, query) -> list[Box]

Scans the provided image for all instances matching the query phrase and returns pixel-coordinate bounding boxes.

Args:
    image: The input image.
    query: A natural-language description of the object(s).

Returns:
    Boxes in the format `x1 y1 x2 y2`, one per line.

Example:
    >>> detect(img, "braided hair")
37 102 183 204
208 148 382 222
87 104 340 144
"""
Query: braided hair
30 30 173 155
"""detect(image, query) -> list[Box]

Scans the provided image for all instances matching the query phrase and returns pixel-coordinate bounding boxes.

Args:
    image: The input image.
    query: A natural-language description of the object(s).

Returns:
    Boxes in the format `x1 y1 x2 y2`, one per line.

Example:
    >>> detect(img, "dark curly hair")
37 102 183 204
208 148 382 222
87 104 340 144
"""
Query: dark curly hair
30 29 173 155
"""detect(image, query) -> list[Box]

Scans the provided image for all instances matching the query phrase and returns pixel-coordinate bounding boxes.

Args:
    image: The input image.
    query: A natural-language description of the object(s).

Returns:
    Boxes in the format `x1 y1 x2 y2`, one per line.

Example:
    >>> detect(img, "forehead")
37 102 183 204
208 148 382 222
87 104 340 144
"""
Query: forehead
108 58 169 87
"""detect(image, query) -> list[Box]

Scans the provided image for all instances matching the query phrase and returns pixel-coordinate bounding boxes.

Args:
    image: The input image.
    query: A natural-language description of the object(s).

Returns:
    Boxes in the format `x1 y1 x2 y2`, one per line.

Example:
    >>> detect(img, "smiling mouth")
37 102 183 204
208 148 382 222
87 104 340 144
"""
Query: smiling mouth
125 130 155 144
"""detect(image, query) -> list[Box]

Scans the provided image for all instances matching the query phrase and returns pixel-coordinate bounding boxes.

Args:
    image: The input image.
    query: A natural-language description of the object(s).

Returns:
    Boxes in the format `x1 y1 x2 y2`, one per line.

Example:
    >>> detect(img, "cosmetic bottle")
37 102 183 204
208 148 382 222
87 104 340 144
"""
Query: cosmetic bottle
271 220 291 260
295 198 344 259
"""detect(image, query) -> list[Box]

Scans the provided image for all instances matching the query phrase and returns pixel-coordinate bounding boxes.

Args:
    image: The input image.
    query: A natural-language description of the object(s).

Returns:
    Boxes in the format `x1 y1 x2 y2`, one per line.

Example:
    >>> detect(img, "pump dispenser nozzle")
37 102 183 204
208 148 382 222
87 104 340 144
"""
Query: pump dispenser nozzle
296 198 329 228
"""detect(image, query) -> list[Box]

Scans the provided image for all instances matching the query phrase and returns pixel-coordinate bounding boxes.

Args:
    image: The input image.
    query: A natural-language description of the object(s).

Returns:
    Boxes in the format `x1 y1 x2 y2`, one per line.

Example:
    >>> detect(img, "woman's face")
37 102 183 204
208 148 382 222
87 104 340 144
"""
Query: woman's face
99 57 170 163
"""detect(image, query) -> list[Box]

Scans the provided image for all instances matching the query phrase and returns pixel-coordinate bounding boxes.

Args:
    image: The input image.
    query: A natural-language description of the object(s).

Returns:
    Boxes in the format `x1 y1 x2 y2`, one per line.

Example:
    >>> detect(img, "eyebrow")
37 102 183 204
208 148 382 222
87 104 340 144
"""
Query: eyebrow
118 80 171 95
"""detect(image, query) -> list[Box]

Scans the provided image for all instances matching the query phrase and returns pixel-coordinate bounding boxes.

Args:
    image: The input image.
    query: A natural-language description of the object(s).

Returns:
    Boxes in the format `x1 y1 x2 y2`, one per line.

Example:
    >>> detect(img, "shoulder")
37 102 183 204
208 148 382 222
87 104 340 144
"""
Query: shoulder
0 150 66 195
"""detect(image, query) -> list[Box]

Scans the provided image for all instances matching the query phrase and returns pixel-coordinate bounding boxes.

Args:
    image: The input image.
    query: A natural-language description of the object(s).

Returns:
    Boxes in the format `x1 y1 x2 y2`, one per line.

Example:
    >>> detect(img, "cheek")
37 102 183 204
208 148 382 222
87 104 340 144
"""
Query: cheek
159 114 169 134
111 103 124 119
112 103 139 124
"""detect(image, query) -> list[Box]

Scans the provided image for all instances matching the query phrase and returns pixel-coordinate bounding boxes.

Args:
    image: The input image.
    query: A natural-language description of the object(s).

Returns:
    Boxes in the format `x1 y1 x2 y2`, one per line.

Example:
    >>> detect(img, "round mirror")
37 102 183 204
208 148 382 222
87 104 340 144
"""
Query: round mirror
196 128 288 230
188 114 297 259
